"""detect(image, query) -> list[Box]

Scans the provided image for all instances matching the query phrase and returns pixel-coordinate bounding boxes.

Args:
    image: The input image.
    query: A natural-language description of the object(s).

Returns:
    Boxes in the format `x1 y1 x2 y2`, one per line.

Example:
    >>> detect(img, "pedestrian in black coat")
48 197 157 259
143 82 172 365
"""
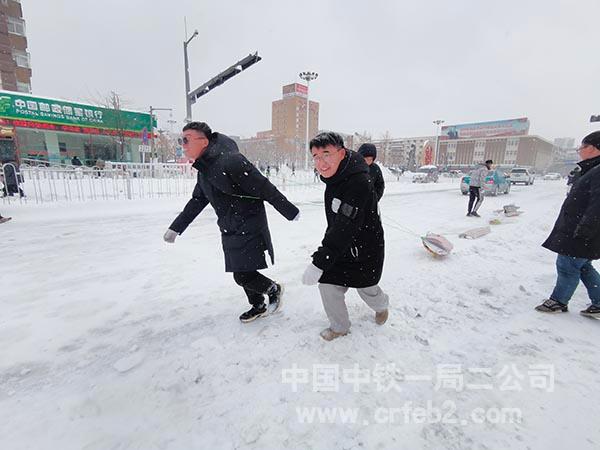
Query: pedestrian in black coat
301 132 389 341
536 131 600 317
357 143 385 201
164 122 300 322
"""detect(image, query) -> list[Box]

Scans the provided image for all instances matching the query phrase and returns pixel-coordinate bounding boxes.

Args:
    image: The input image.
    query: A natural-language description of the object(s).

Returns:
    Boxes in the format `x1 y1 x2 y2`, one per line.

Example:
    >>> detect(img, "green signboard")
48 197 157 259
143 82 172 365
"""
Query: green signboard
0 91 152 133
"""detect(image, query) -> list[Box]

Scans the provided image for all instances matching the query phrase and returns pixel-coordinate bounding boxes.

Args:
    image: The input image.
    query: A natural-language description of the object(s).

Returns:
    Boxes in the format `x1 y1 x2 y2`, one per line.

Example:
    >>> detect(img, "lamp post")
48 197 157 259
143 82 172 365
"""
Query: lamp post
183 29 199 123
433 119 445 167
299 71 318 170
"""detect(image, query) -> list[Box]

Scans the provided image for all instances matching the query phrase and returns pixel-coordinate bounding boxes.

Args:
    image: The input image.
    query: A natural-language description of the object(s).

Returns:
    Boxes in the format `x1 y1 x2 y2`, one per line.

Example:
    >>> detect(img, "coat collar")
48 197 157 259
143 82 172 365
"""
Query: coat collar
577 154 600 175
192 133 223 171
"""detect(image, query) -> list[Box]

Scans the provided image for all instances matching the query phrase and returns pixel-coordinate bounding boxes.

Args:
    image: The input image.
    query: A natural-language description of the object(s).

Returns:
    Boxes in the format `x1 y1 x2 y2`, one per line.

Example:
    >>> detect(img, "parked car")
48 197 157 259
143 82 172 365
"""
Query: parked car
412 165 439 183
543 172 562 180
461 170 511 196
510 167 535 185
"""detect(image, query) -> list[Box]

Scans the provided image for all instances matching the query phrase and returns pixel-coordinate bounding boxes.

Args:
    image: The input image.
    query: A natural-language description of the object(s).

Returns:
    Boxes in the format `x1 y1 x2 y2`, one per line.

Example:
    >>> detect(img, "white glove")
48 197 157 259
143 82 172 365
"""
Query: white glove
163 229 178 243
293 211 301 221
302 263 323 285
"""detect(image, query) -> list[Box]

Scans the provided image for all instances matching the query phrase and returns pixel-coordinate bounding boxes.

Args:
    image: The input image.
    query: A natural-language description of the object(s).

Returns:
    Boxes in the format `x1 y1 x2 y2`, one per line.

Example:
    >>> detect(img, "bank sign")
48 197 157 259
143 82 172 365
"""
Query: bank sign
0 91 152 133
441 117 530 140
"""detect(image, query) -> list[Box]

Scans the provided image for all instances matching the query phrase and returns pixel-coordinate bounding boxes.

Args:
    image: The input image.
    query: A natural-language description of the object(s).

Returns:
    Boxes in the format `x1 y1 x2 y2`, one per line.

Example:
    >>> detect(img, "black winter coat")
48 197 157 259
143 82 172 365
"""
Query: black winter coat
368 162 385 201
312 150 385 287
170 133 299 272
542 155 600 260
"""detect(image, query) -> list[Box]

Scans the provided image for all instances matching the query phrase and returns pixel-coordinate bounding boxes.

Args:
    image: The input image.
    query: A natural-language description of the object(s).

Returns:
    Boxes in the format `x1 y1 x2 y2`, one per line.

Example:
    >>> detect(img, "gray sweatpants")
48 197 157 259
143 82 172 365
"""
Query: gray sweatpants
318 283 389 334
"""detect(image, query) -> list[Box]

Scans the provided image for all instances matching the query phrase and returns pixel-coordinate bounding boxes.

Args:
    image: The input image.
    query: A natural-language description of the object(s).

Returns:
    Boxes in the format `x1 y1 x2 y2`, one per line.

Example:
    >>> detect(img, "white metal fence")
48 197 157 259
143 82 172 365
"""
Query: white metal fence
1 161 322 204
1 162 198 204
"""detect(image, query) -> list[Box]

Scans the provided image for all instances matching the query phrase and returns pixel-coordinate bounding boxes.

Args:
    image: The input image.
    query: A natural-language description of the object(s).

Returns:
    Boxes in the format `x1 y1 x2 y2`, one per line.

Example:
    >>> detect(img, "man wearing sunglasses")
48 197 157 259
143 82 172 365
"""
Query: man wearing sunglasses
537 131 600 317
164 122 300 322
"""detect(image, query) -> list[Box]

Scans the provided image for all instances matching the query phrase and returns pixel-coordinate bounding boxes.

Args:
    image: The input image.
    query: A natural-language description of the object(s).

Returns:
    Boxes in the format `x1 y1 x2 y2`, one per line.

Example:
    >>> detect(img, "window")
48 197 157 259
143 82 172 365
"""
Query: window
7 17 26 36
16 81 30 93
12 49 30 68
473 140 486 162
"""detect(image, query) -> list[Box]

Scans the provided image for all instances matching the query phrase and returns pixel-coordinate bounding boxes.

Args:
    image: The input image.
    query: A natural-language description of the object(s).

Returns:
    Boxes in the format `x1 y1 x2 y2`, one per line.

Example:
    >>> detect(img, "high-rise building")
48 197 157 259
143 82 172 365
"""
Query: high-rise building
0 0 31 93
272 83 319 145
240 82 319 165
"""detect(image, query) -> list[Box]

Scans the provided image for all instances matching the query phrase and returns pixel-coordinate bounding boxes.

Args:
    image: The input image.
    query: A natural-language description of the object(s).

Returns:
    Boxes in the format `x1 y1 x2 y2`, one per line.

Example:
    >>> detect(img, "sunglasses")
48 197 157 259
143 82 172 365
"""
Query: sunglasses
178 136 207 145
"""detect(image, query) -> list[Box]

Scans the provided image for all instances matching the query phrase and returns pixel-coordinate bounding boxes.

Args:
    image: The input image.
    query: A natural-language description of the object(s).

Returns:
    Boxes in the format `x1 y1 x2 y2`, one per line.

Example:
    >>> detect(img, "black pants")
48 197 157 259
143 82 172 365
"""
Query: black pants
468 186 483 213
3 185 25 198
233 271 274 306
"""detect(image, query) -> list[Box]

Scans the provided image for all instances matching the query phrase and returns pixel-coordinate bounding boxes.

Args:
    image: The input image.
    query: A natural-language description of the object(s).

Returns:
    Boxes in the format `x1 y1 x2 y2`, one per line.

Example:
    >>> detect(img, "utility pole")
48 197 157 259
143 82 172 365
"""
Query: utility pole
183 21 199 123
299 71 318 170
433 119 445 166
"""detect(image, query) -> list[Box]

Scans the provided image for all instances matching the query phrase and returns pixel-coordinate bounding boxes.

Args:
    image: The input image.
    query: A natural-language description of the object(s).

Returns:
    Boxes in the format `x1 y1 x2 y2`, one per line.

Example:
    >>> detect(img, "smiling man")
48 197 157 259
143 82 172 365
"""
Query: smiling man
301 132 389 341
164 122 300 322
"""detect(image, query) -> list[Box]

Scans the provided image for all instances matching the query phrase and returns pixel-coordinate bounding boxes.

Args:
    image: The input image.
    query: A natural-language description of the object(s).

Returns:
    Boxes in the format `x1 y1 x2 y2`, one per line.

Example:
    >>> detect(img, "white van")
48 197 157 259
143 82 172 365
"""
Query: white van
509 167 535 185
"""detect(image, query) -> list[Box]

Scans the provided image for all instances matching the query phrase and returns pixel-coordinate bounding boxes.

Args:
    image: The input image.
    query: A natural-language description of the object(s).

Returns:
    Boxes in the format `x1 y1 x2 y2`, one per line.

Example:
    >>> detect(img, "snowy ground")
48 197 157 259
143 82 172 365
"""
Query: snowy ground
1 177 599 449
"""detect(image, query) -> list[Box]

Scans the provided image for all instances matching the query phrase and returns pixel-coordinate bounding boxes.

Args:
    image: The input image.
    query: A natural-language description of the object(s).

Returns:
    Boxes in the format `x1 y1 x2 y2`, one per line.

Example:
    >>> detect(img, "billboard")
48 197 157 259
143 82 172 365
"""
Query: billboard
441 117 529 140
282 83 308 98
422 140 434 165
0 91 153 133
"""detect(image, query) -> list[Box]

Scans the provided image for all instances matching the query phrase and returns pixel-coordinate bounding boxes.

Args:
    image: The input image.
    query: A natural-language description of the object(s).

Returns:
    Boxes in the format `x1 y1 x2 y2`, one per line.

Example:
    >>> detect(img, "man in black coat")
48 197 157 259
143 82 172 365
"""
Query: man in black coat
301 132 389 341
164 122 300 322
536 131 600 317
357 143 385 201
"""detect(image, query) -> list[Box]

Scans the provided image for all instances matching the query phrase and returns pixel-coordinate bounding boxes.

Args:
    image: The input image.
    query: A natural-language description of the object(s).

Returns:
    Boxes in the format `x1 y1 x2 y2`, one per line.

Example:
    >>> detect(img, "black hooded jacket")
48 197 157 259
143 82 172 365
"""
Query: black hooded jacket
542 155 600 260
312 150 385 287
170 133 299 272
368 163 385 201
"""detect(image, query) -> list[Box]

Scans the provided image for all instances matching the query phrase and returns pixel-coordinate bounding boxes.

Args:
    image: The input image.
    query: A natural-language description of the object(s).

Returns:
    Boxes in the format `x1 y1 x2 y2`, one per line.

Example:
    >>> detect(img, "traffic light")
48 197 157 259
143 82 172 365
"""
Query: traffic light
591 115 600 123
188 52 262 104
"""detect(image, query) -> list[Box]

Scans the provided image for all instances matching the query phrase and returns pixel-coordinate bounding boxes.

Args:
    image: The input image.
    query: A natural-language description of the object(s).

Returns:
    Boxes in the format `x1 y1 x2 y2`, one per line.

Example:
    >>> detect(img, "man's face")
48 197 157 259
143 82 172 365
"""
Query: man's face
578 143 600 161
364 156 374 166
181 129 209 160
485 162 493 170
311 145 345 178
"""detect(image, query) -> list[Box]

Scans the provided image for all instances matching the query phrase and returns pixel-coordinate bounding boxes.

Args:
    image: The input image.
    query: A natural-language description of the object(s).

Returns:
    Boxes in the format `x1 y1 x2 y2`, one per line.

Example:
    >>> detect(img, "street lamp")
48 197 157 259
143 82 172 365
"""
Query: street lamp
433 119 445 166
299 71 318 170
183 29 199 123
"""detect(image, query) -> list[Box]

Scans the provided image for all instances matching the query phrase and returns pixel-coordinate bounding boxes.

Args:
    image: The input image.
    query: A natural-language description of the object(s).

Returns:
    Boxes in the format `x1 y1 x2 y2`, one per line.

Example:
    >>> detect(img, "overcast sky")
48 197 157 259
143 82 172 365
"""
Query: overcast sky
26 0 599 142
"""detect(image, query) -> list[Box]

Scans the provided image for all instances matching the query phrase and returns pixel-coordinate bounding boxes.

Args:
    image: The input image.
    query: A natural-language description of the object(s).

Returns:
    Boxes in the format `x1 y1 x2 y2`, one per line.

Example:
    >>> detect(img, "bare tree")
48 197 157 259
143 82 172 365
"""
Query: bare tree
153 130 178 162
379 130 392 166
353 131 372 151
85 90 133 162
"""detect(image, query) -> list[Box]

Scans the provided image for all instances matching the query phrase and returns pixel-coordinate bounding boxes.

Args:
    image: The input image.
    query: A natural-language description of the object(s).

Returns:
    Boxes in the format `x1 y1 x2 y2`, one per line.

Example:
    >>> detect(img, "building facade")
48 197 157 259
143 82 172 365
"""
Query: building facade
370 136 435 168
0 90 153 165
0 0 31 93
436 135 554 170
435 118 553 170
240 83 319 166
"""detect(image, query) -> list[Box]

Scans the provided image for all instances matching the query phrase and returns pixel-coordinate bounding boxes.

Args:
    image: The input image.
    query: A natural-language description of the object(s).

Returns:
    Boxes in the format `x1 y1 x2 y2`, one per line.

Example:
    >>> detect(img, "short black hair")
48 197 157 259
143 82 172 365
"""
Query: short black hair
309 131 345 150
485 159 493 164
183 121 212 139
